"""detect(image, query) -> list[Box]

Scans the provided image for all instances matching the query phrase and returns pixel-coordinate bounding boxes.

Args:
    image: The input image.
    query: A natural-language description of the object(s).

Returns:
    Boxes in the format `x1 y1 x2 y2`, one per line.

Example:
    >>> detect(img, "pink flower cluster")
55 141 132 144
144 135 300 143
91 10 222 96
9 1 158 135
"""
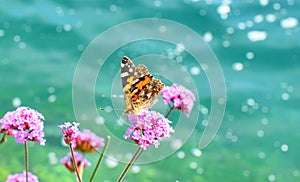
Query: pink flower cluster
160 83 196 117
5 171 39 182
58 122 79 147
60 152 91 172
0 106 46 145
124 110 174 150
75 129 105 153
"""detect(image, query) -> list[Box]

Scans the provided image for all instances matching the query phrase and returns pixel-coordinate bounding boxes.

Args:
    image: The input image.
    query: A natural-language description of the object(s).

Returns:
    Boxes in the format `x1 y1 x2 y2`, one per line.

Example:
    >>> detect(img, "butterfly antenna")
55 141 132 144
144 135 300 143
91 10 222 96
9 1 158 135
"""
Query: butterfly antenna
119 112 126 120
99 107 124 111
99 107 127 120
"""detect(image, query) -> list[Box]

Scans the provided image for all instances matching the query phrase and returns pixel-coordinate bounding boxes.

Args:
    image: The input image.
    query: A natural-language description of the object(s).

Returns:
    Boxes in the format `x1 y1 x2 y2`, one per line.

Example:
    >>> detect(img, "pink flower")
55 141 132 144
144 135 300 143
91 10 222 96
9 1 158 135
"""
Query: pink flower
124 110 174 150
74 129 104 153
6 171 39 182
60 152 91 173
58 122 79 147
160 83 196 117
0 106 46 145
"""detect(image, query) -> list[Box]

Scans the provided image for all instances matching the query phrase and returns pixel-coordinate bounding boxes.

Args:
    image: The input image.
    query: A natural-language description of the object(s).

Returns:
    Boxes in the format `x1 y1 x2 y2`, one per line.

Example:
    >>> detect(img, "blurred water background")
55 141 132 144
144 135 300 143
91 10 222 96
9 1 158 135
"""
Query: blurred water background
0 0 299 181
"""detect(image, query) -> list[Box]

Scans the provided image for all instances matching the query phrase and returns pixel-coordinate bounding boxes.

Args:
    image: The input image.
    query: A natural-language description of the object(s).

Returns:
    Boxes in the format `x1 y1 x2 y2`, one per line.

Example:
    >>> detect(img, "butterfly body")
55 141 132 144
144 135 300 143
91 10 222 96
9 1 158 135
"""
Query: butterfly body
121 56 164 115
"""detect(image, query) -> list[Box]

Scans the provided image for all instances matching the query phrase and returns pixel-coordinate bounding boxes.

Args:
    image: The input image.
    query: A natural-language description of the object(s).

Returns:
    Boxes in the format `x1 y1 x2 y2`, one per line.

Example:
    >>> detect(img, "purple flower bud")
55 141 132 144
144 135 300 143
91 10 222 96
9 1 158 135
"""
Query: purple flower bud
6 171 39 182
124 110 174 150
0 106 46 145
60 152 91 172
160 83 196 117
58 122 79 147
74 129 104 153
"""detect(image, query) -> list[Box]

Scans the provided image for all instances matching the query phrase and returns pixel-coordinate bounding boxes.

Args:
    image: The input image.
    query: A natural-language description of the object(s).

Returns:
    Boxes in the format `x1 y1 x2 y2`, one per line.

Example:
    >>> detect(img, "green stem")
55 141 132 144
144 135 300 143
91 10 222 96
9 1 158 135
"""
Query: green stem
24 141 29 182
165 105 174 118
69 143 82 182
89 136 111 182
117 147 143 182
0 134 6 145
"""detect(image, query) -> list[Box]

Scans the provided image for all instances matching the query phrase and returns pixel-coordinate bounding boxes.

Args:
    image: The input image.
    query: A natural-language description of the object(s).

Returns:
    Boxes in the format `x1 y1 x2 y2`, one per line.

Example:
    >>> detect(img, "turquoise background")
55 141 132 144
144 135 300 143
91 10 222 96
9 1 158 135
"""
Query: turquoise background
0 0 299 181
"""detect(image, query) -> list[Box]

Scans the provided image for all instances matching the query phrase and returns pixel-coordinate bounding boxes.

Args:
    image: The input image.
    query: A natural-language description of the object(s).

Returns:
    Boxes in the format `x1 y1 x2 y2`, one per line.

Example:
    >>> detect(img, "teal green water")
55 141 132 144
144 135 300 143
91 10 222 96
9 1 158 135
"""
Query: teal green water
1 1 300 181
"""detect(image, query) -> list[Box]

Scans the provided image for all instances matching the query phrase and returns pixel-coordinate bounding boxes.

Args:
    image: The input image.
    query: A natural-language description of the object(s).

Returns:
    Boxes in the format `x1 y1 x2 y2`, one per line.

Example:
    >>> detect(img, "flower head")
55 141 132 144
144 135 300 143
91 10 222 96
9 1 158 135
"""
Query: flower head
60 152 91 173
0 106 46 145
6 171 39 182
160 83 196 117
58 122 79 147
74 129 104 153
124 110 174 150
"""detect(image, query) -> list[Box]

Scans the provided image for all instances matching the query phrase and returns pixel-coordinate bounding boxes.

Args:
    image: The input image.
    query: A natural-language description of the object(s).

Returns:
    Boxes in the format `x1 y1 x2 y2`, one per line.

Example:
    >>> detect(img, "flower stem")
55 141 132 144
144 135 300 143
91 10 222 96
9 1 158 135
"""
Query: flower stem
69 143 82 182
117 147 143 182
24 141 29 182
89 136 111 182
78 158 84 180
0 134 6 145
165 105 174 118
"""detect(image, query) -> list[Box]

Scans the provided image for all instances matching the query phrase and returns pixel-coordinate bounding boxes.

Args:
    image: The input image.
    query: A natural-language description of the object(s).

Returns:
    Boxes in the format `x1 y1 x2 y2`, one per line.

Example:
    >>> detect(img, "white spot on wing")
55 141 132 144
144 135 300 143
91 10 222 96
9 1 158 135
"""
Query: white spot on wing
121 72 129 77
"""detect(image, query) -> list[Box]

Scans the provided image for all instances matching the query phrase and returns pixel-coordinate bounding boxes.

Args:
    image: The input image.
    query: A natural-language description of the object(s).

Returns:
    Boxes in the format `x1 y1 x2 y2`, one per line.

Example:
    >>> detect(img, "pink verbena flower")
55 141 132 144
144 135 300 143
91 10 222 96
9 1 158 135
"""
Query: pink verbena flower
0 106 46 145
58 122 79 147
160 83 196 117
6 170 39 182
124 110 174 150
60 152 91 173
74 129 104 153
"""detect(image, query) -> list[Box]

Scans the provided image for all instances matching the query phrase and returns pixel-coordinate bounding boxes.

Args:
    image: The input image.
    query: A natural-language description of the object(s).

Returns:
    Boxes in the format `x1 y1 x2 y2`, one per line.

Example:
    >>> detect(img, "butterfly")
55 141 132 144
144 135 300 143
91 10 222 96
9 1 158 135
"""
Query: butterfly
120 56 164 115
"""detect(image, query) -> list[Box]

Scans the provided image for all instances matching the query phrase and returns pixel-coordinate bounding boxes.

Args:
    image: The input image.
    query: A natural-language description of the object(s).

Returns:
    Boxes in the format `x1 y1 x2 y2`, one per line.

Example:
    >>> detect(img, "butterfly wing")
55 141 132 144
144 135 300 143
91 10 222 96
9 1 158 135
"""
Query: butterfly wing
121 56 136 89
120 56 164 115
121 56 137 114
133 64 164 111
